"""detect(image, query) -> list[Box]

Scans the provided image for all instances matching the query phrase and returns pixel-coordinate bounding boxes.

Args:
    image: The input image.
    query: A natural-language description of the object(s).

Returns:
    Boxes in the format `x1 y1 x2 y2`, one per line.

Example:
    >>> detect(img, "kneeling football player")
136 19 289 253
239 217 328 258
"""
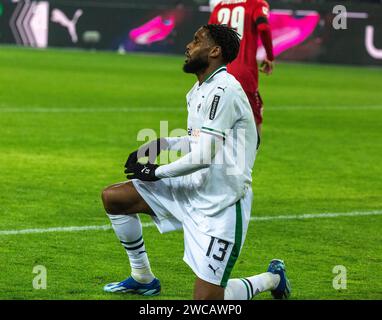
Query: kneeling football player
101 24 290 300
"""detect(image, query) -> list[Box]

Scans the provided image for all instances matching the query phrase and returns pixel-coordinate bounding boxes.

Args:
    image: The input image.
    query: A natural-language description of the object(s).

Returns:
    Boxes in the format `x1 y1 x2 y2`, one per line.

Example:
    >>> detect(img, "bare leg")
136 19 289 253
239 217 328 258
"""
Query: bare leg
193 277 224 300
101 181 153 215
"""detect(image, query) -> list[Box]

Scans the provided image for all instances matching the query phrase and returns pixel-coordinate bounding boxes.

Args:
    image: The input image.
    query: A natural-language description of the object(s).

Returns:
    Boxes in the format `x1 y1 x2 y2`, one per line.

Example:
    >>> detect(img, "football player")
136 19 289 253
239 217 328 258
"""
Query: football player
209 0 275 136
101 24 290 300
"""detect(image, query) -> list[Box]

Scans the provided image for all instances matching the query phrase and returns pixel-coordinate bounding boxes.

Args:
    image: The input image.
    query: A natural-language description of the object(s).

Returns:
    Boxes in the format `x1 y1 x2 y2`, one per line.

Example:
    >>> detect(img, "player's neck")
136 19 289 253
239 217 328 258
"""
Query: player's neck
196 63 226 86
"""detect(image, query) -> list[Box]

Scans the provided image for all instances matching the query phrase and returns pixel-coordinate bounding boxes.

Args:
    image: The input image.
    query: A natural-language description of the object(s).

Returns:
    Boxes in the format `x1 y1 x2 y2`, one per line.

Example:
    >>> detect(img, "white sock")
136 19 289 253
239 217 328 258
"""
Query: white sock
224 272 280 300
107 214 155 284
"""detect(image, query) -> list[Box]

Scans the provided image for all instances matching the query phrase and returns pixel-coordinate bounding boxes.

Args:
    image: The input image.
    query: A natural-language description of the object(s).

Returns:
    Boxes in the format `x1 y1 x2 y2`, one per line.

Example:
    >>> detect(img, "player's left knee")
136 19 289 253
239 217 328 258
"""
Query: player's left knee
194 290 224 300
194 279 224 300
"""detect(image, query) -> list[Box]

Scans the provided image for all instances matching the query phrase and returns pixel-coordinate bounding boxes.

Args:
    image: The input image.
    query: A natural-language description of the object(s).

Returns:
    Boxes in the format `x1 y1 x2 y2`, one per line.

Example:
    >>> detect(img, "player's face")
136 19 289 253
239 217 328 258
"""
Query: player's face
183 28 212 73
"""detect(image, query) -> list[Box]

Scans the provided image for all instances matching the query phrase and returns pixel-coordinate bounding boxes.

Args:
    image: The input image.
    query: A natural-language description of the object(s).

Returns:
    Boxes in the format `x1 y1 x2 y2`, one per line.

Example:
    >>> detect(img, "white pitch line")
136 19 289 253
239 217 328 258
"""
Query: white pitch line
0 210 381 236
0 106 382 113
251 209 382 221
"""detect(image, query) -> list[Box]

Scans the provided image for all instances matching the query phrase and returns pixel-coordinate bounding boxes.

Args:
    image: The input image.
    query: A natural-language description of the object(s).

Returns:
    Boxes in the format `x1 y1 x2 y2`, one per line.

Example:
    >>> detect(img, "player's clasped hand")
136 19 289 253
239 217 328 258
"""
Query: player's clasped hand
125 150 139 169
127 138 169 166
124 162 160 181
124 138 169 181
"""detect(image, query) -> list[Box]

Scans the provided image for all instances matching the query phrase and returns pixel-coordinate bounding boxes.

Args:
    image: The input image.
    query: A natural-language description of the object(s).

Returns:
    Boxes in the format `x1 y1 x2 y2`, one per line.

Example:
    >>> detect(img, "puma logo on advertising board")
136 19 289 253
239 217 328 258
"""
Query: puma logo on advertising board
51 8 83 43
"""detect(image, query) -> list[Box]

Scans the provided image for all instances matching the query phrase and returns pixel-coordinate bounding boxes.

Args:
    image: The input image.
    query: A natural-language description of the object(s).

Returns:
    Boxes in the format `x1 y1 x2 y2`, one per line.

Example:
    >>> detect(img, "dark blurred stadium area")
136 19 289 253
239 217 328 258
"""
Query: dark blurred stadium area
0 0 381 66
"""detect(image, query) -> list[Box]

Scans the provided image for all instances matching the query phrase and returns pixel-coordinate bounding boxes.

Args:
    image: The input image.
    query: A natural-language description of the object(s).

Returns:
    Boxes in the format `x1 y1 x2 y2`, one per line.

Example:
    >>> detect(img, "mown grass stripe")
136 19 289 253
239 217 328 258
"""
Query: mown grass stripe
0 106 381 113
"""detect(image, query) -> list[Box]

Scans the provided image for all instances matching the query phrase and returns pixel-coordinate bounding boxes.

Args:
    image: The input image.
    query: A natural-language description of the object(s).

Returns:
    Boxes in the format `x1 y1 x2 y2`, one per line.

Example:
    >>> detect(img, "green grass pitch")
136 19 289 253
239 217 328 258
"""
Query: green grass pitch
0 46 381 300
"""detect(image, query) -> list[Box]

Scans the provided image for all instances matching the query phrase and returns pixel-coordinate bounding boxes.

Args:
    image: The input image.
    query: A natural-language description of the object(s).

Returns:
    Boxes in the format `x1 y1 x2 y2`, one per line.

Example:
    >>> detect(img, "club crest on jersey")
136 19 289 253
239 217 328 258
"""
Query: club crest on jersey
209 95 220 120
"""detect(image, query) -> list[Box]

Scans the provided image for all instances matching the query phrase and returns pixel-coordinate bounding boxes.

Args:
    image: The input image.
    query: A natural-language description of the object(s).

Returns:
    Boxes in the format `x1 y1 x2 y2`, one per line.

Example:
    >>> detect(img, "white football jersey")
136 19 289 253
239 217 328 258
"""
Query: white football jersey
177 66 258 239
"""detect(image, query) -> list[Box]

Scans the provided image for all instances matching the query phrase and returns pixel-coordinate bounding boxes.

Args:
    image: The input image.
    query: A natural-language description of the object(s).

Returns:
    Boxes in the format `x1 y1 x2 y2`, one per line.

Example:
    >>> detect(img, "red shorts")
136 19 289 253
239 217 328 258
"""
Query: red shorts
246 90 263 125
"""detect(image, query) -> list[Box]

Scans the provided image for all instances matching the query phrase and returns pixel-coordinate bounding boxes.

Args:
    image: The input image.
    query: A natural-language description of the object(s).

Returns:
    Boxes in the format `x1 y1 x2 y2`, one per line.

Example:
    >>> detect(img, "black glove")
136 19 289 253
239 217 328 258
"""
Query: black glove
125 138 169 168
124 162 160 181
125 151 139 170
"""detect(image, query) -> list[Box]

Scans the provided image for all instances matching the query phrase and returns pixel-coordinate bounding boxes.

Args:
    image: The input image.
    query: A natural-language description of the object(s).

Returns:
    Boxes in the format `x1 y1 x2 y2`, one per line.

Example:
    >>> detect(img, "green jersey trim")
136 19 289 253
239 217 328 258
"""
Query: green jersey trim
205 65 227 83
201 126 226 138
220 200 243 287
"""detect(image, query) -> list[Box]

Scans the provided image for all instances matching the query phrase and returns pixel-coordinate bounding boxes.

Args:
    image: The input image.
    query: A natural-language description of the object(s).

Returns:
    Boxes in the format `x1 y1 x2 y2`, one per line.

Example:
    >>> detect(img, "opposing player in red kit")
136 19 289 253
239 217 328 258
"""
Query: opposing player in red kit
209 0 274 136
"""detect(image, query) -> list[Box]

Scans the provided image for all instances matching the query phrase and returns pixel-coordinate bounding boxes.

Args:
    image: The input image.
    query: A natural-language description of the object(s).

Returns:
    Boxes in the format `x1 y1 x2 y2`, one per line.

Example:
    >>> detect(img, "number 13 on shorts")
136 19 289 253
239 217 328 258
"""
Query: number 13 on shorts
206 237 231 262
204 236 236 286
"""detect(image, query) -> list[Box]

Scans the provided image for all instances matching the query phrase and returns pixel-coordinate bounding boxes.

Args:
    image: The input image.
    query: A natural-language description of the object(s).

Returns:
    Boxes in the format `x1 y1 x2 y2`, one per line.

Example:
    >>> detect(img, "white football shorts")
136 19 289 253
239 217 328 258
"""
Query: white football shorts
132 178 252 287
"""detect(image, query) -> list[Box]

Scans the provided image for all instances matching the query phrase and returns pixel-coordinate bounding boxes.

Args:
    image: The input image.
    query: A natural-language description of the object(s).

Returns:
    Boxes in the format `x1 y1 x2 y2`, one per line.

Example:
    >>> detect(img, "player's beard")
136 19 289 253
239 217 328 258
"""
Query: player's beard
183 55 209 74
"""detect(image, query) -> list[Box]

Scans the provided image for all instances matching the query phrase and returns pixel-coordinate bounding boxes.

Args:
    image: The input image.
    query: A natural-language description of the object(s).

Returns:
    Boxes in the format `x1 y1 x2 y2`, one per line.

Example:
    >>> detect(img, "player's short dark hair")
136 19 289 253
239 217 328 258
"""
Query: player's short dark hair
202 24 241 64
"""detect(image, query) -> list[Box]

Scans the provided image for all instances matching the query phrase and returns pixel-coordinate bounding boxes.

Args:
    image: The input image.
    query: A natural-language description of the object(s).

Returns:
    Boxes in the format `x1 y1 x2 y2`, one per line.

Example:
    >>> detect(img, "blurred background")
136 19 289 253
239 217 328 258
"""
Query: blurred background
0 0 381 66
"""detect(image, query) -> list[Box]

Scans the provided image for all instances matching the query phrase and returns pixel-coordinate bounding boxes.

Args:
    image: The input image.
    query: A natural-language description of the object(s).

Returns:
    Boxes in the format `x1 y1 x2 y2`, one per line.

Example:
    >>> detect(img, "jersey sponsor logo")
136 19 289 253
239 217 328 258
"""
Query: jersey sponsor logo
187 127 201 138
209 95 220 120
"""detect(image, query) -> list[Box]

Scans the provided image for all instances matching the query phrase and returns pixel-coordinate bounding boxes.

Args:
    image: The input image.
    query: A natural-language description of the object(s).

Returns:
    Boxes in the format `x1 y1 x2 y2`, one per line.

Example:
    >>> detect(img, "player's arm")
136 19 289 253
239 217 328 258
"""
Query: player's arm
123 136 190 181
125 88 235 181
166 136 191 152
255 2 274 75
154 87 235 179
125 136 190 166
154 132 219 178
124 133 216 181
